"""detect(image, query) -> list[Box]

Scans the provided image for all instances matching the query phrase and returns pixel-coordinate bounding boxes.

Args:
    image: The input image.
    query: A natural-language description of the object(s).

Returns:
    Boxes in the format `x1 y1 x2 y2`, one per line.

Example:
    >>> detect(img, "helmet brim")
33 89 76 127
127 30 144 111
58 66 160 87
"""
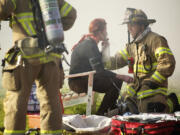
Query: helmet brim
121 19 156 25
147 19 156 24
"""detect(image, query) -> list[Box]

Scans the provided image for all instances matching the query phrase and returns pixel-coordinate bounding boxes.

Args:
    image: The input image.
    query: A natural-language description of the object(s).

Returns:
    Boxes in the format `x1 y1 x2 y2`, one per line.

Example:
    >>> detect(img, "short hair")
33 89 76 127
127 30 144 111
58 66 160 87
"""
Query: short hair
89 18 106 35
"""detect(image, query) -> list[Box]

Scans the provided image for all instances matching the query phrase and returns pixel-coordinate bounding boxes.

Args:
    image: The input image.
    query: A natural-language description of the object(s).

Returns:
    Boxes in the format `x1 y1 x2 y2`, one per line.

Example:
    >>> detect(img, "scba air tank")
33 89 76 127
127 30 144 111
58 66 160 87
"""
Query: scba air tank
39 0 64 46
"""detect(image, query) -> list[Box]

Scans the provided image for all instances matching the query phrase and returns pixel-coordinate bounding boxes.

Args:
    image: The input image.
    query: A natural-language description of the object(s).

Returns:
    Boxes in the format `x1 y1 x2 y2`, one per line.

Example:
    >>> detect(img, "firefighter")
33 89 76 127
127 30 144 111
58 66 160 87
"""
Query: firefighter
0 0 76 135
107 8 177 113
68 18 133 115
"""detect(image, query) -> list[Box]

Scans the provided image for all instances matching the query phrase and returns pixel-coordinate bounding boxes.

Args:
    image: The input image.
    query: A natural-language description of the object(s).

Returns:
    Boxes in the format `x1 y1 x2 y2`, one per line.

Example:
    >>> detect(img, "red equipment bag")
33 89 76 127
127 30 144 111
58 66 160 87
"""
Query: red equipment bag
110 118 176 135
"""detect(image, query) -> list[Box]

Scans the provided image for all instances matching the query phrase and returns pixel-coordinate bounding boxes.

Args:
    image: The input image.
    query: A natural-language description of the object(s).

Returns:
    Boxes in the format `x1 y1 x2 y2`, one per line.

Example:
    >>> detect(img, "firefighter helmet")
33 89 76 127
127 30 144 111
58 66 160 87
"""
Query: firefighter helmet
122 8 156 25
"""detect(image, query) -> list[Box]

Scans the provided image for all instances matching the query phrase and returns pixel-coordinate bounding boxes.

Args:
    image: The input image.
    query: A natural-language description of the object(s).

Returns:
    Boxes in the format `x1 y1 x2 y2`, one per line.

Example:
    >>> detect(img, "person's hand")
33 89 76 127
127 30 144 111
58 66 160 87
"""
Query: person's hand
116 74 134 83
101 38 110 47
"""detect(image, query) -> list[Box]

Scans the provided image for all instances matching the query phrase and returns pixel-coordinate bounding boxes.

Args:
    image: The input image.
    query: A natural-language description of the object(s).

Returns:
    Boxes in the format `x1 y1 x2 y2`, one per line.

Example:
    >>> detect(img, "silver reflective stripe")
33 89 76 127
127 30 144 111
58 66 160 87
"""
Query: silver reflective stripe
60 2 72 17
12 13 35 36
152 71 166 83
134 63 157 73
119 49 129 61
16 15 33 20
24 21 34 35
137 88 167 99
127 86 136 97
155 47 173 58
152 73 163 83
158 49 172 54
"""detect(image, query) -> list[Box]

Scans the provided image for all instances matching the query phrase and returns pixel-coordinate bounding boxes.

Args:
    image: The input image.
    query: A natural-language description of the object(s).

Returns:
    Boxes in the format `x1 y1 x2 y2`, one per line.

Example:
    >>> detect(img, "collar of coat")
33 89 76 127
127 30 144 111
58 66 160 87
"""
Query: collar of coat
134 27 151 43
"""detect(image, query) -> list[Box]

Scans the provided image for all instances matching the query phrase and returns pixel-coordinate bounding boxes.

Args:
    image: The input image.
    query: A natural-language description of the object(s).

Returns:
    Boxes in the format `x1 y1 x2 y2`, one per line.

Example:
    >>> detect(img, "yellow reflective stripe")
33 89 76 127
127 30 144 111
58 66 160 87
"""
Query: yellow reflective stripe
50 53 62 58
27 21 36 35
5 53 11 59
134 63 157 73
23 21 34 35
159 51 173 56
22 53 45 59
4 130 25 134
17 21 31 35
12 12 35 35
39 54 61 64
119 49 129 61
11 0 16 10
22 53 61 59
155 47 173 58
152 71 166 83
137 87 167 96
40 130 61 134
39 56 53 64
60 2 72 17
21 53 61 64
127 85 136 97
5 51 21 63
137 88 167 99
15 13 34 22
167 99 173 113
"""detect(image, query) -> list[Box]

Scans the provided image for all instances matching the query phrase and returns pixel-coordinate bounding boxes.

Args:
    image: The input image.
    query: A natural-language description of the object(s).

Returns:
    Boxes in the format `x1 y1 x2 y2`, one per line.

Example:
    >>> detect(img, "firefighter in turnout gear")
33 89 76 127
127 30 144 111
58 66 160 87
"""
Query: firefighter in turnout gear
0 0 76 135
107 8 176 113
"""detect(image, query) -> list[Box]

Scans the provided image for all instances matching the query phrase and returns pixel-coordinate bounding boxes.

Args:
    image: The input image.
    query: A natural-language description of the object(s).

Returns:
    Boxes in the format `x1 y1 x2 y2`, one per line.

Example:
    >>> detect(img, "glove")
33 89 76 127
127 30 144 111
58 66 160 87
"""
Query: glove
147 102 166 112
142 81 159 89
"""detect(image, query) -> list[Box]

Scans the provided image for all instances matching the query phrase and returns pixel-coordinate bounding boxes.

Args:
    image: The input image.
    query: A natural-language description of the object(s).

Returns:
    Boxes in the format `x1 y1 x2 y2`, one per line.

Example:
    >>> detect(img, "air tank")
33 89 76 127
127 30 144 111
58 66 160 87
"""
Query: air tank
39 0 64 46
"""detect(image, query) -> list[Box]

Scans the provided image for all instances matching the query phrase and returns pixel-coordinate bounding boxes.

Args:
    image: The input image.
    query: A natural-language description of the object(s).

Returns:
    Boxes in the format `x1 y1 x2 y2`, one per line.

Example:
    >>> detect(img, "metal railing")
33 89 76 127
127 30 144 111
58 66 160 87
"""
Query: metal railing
65 70 96 116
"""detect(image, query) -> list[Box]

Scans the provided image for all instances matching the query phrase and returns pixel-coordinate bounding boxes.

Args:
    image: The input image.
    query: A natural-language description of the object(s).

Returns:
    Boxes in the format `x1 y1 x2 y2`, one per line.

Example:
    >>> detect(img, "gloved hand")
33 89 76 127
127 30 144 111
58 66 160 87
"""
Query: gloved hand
142 80 159 89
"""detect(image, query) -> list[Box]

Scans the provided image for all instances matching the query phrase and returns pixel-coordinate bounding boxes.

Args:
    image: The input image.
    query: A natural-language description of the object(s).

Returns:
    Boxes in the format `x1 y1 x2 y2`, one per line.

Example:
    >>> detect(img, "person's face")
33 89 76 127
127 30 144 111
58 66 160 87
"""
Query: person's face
127 23 144 39
99 26 108 41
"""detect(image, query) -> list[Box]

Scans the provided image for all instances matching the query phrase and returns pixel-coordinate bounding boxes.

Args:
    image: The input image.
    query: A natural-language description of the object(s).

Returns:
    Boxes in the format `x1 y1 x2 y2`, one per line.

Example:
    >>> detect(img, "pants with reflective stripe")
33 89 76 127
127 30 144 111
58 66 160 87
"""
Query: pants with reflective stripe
3 61 62 135
136 85 170 113
137 93 170 113
137 94 169 113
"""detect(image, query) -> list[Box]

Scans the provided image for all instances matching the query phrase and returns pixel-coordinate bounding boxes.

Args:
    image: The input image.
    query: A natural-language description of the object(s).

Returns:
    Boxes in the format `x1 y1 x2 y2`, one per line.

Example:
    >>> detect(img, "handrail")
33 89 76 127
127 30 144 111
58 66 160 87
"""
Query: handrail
65 71 96 78
64 70 96 116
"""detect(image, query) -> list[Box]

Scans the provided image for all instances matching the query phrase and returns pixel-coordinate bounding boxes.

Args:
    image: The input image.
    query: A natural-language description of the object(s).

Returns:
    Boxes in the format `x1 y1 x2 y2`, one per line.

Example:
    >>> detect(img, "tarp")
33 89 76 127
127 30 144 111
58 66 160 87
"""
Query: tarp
62 115 111 133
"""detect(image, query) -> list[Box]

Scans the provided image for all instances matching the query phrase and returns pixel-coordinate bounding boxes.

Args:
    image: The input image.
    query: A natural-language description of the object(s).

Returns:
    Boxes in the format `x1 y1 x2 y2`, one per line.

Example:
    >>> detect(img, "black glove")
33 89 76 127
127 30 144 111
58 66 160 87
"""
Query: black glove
147 102 166 112
143 81 159 89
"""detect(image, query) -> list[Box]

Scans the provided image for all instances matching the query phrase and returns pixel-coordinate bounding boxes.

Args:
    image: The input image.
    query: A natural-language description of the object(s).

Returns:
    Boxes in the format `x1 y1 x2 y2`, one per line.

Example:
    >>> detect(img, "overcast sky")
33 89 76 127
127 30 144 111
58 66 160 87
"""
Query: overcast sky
0 0 179 88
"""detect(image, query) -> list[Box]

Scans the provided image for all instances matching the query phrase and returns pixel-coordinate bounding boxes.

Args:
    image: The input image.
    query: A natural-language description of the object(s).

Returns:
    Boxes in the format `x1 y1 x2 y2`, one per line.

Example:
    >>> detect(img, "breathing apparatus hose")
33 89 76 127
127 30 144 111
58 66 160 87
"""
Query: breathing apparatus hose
128 30 130 44
31 0 48 49
135 43 141 92
143 54 152 71
62 54 70 67
142 44 152 71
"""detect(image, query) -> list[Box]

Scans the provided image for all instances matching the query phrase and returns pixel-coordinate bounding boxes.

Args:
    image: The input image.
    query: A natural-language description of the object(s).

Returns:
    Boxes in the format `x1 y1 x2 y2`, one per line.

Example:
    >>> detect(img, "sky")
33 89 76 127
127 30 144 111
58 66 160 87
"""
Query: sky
0 0 180 88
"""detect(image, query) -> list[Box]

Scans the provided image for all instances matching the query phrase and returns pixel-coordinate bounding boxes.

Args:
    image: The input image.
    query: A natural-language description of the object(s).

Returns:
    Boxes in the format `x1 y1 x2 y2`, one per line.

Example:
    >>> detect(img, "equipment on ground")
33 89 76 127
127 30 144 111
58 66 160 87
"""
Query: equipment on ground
105 98 139 117
110 113 180 135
